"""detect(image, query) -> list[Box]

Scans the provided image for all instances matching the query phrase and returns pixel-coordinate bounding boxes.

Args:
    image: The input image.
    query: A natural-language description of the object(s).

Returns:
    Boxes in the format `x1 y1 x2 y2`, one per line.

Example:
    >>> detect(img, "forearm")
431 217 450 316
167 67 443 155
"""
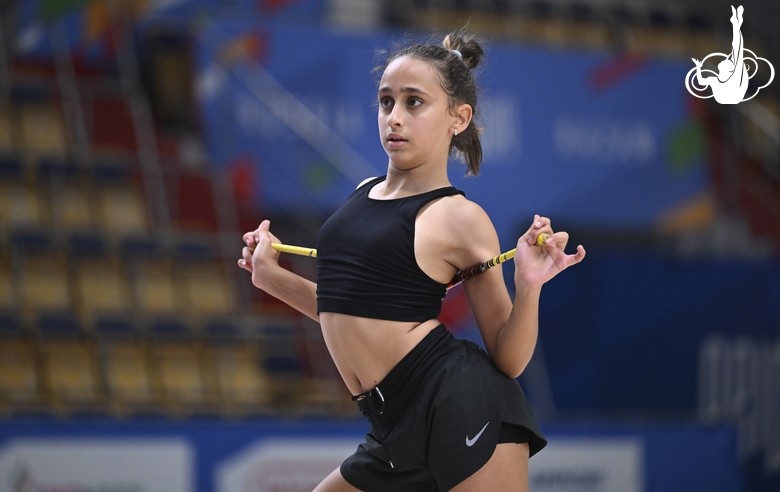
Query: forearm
253 264 319 322
493 286 541 378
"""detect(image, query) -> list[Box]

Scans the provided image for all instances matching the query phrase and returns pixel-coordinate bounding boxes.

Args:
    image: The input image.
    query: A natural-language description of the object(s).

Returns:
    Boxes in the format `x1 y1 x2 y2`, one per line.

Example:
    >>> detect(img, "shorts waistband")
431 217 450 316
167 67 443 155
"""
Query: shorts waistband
354 324 460 436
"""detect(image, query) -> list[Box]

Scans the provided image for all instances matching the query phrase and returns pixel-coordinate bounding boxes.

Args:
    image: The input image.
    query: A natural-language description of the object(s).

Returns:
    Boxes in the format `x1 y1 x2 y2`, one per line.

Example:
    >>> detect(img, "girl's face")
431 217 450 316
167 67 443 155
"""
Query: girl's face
377 56 464 172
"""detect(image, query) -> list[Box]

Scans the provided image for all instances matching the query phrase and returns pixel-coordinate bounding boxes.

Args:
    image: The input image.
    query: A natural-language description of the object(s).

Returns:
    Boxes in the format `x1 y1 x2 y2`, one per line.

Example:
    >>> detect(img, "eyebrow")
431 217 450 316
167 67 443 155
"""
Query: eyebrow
377 86 429 96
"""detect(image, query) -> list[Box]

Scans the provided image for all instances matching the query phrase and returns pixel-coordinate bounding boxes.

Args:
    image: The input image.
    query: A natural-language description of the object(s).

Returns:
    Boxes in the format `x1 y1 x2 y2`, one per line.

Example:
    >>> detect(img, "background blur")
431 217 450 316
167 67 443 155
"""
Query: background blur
0 0 778 491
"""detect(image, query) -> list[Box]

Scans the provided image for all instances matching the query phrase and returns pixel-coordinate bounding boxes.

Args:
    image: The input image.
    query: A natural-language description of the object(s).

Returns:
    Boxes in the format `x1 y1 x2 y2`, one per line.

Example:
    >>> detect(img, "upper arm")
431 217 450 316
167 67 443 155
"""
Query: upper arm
437 200 514 356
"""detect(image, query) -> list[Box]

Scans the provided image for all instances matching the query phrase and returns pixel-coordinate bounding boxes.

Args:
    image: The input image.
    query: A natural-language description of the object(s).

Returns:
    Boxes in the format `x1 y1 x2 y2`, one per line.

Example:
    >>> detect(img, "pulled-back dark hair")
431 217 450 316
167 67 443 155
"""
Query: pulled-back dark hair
374 28 485 176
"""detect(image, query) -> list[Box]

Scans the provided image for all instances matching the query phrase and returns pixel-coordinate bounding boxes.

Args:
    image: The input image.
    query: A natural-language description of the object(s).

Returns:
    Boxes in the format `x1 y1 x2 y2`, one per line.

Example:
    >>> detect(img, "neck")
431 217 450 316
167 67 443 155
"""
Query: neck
381 160 450 198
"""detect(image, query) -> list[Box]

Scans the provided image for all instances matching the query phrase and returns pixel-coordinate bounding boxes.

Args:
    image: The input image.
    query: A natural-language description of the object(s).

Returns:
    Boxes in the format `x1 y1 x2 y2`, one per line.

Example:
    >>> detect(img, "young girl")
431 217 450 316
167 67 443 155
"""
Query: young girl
239 30 586 492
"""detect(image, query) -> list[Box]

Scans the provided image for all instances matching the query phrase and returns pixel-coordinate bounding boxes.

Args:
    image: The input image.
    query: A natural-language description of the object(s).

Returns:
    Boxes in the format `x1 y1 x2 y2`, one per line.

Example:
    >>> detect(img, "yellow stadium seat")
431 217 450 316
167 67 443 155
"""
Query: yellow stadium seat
0 182 47 231
0 104 14 154
20 254 71 316
133 258 181 315
94 183 148 237
40 339 100 407
0 255 15 313
180 259 236 317
207 343 272 410
0 339 40 405
75 257 133 321
57 183 94 232
100 340 155 409
149 341 210 410
19 104 69 164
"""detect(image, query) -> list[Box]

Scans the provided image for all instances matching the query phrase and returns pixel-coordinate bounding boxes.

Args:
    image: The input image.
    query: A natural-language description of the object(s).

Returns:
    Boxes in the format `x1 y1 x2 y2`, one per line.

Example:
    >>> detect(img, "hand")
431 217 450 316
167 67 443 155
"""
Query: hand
238 219 281 287
512 214 586 290
692 58 702 67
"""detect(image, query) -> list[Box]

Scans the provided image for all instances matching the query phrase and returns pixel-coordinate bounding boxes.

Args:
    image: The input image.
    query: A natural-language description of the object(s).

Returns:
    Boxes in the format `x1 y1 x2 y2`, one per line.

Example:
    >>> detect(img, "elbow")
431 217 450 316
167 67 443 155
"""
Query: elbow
495 357 529 380
491 342 535 379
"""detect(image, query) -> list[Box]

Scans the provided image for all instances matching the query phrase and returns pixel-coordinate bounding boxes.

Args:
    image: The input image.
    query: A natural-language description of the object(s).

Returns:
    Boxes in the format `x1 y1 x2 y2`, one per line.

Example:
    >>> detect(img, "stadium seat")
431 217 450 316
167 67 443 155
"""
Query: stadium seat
0 104 14 155
99 339 156 412
151 341 212 412
132 257 181 316
0 338 41 407
0 181 48 232
206 342 272 412
74 256 133 328
19 254 71 320
18 103 69 166
0 254 16 313
39 339 101 408
94 183 149 238
57 182 94 233
179 258 236 318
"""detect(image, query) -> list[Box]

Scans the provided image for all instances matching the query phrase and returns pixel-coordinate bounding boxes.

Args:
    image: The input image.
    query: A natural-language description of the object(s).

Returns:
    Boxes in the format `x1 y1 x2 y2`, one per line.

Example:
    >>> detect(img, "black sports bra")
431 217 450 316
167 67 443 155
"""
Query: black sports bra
316 176 465 321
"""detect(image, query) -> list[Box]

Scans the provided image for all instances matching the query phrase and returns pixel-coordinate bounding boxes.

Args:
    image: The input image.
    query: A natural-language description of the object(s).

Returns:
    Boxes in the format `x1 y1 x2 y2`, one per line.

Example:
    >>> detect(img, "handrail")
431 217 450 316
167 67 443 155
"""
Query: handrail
107 0 172 236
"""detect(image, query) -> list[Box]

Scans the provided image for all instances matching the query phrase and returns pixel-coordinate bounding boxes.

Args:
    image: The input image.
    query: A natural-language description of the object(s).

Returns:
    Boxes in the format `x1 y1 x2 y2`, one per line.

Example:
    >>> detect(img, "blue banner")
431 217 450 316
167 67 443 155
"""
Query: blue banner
194 21 707 246
0 417 743 492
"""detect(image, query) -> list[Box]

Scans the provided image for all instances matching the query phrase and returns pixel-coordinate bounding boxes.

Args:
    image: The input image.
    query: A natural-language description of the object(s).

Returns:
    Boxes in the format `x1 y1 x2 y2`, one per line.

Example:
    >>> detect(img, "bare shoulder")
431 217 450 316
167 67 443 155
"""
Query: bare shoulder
420 194 499 268
426 194 494 239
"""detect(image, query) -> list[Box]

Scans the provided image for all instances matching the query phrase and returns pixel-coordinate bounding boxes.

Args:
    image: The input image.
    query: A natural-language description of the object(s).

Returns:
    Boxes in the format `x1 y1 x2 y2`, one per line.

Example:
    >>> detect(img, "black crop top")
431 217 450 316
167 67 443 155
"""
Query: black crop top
316 176 465 321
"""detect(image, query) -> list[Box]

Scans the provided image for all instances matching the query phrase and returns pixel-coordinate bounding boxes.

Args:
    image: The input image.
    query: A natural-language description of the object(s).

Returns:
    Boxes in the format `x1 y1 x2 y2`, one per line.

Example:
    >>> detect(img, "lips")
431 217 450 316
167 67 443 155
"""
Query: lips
387 133 407 148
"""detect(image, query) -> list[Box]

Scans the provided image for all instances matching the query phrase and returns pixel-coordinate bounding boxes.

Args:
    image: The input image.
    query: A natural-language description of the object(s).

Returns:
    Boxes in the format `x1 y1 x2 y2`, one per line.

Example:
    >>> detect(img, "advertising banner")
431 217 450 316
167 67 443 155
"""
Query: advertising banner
0 438 193 492
0 419 741 492
194 21 707 245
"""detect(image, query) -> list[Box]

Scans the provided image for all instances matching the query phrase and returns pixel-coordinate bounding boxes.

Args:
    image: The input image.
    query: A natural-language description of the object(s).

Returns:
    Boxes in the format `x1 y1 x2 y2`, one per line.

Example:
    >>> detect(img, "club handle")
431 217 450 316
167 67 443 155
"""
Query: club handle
445 233 550 290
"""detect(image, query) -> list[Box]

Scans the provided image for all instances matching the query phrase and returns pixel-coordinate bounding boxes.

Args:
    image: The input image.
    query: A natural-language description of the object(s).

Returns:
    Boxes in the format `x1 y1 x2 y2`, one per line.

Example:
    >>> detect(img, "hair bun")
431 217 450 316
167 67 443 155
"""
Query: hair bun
442 30 484 70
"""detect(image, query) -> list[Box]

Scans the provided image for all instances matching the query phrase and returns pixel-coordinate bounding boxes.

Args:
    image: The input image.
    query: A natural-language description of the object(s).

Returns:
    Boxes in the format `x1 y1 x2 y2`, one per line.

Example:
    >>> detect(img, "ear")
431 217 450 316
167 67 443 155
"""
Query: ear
450 103 473 134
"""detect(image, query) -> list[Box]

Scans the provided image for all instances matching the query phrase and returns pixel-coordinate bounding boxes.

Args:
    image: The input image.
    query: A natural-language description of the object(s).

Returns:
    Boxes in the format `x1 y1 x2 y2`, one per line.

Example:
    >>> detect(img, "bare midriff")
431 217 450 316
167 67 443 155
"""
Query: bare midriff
319 312 441 396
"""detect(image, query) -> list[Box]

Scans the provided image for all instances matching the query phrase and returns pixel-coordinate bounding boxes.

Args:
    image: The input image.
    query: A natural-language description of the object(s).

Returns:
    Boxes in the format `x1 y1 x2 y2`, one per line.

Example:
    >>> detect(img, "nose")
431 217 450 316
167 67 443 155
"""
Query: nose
386 104 403 128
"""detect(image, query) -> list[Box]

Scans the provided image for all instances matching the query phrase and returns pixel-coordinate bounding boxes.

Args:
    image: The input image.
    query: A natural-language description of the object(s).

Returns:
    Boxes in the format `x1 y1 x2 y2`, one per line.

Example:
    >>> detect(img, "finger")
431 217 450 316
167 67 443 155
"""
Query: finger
534 215 550 229
522 215 539 237
237 256 252 273
242 246 254 263
561 245 586 268
551 231 569 250
253 221 274 247
575 245 586 261
528 217 553 245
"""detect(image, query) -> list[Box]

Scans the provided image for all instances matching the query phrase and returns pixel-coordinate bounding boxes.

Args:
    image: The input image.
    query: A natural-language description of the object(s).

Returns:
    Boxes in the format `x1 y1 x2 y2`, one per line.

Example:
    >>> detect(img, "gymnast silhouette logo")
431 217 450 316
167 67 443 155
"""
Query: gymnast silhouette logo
685 5 774 104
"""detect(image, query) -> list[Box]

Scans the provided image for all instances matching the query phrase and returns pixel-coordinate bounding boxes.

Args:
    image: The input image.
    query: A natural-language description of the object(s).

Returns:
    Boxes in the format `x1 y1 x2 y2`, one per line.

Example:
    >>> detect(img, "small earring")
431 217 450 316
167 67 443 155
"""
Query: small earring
453 129 458 136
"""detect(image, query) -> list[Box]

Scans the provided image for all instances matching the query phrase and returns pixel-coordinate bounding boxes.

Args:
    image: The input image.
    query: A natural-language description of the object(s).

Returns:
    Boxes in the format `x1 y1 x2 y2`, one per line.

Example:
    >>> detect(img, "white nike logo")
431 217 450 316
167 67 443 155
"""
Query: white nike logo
466 422 489 447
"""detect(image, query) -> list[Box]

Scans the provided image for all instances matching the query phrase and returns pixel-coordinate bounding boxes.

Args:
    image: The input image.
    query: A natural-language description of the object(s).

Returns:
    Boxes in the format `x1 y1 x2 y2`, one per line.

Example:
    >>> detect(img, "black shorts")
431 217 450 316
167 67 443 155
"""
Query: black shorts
340 324 547 492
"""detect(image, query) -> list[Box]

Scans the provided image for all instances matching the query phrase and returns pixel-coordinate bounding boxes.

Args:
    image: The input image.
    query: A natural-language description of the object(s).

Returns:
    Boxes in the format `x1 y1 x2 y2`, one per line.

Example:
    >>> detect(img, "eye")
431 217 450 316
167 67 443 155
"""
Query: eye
407 97 422 107
379 96 393 108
